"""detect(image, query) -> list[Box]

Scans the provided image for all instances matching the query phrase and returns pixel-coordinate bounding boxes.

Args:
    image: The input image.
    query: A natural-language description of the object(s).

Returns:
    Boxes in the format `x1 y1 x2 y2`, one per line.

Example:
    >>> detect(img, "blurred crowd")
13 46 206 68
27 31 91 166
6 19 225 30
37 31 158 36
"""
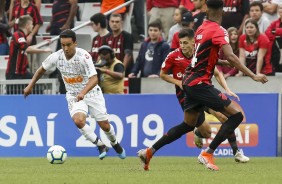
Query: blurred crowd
1 0 282 95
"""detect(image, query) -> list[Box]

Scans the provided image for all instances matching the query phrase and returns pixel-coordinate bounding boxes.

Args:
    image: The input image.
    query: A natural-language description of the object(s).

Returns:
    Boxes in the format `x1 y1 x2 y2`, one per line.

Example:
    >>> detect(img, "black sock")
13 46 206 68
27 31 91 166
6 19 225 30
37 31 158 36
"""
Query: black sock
152 122 194 153
194 129 205 138
227 132 238 155
209 112 243 150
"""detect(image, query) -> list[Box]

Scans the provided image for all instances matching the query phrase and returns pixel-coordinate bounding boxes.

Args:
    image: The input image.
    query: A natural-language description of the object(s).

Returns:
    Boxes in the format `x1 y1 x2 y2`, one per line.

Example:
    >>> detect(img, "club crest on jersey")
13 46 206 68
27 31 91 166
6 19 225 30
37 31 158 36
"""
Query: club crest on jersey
85 54 89 59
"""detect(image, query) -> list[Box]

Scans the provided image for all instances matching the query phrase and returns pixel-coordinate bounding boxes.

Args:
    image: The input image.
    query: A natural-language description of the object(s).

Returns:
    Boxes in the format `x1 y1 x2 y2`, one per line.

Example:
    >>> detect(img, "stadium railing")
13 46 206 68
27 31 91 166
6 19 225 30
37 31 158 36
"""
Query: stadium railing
0 79 58 95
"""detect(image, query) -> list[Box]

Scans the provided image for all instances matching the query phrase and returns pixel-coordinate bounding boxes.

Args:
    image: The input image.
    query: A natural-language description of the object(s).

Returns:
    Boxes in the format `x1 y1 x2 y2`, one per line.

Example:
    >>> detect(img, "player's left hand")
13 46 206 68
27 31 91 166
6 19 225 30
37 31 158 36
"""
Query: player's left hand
76 93 84 102
226 89 240 101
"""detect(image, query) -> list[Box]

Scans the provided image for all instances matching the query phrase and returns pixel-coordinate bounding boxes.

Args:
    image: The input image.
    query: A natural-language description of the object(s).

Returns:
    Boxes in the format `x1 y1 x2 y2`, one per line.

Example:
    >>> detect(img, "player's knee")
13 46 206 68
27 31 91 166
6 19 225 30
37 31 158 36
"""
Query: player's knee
72 114 85 129
98 121 111 132
231 112 244 127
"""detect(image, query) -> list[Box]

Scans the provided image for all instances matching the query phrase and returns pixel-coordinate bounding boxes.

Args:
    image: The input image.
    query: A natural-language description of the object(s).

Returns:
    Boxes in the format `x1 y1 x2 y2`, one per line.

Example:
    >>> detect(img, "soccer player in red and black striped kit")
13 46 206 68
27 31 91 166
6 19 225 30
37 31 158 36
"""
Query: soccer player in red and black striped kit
182 0 267 170
137 28 249 171
138 0 268 171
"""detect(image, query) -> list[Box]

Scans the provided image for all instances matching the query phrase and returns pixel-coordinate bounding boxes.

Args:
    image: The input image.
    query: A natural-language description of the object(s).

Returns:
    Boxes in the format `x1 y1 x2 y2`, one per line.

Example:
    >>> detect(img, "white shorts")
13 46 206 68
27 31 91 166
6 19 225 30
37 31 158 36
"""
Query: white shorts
66 89 108 121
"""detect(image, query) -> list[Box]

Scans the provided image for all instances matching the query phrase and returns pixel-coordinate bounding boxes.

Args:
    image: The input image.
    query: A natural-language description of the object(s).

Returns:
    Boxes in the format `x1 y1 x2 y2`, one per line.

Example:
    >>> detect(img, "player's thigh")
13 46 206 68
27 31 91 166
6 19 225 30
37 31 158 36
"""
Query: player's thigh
222 100 242 117
194 84 231 112
66 96 88 118
86 93 108 122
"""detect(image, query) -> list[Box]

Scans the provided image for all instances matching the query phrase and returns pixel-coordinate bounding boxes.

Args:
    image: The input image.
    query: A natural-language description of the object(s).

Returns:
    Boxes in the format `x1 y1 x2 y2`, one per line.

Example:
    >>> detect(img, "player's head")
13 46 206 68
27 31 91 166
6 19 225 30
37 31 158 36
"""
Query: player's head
18 15 33 33
60 29 77 59
178 28 195 56
148 20 162 42
278 3 282 18
181 11 194 29
98 45 115 63
206 0 224 23
90 13 107 31
244 18 260 44
109 13 123 32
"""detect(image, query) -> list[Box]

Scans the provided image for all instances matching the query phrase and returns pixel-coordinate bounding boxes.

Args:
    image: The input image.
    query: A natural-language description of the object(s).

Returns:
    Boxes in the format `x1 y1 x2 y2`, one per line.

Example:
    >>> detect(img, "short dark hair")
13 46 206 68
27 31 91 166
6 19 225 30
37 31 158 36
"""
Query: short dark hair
206 0 224 9
90 13 107 28
18 15 33 29
148 19 162 30
60 29 76 42
178 28 194 39
110 13 123 20
250 1 263 11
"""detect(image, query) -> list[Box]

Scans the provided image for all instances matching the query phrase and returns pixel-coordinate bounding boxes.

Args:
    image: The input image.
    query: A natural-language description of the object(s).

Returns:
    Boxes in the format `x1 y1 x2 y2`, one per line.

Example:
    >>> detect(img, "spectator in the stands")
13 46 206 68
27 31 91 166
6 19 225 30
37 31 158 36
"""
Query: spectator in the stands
128 20 170 78
0 0 11 55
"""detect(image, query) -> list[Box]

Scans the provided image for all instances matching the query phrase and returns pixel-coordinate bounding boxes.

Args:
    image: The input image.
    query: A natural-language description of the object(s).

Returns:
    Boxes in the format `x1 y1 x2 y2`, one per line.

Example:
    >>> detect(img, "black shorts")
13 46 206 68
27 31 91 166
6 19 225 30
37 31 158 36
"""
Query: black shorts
183 83 231 112
176 87 205 127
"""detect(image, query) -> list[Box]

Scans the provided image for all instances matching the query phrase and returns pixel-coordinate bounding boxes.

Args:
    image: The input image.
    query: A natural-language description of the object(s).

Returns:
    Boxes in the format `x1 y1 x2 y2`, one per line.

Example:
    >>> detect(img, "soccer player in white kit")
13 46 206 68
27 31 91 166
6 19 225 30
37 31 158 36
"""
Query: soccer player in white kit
24 29 126 160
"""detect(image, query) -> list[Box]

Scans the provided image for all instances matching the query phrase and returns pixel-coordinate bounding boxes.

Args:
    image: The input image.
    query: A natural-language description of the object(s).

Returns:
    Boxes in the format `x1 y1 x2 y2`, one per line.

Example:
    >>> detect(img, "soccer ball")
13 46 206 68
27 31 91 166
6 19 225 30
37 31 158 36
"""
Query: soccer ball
47 145 67 164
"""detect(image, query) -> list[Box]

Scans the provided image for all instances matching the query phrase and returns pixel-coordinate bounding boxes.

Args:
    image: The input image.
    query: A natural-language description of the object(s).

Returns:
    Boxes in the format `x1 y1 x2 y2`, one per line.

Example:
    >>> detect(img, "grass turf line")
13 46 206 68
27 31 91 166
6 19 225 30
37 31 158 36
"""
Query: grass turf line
1 157 282 184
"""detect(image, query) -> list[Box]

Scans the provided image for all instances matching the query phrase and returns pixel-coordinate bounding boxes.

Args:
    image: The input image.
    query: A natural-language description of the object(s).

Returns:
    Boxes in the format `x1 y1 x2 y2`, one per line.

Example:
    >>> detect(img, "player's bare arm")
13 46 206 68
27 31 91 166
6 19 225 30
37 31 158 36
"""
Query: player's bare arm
160 70 182 89
77 75 98 101
222 44 268 84
24 66 47 98
214 67 240 101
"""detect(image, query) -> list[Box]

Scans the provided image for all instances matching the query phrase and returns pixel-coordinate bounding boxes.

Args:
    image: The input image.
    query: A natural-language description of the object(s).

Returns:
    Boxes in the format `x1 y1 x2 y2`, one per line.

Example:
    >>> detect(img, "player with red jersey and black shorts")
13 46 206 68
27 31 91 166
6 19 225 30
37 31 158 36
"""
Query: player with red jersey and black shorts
181 0 267 171
137 28 249 171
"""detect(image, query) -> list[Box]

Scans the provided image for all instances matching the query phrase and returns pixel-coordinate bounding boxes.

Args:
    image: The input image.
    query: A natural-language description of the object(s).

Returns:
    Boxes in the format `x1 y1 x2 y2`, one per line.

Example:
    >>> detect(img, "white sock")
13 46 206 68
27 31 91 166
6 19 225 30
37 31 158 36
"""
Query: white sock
79 124 104 146
104 124 118 145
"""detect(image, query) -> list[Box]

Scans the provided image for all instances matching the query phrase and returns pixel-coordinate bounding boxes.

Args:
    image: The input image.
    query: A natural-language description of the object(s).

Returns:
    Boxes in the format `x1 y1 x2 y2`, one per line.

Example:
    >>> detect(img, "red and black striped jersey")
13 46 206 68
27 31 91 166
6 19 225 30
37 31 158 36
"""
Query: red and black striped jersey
105 31 133 62
183 20 229 86
12 2 43 31
6 30 29 76
162 48 192 81
90 33 111 62
51 0 73 29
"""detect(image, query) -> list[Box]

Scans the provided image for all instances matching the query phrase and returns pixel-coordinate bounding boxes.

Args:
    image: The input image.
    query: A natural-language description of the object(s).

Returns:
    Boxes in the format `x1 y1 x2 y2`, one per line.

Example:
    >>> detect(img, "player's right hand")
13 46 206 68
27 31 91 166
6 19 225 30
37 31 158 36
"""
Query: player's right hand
23 86 32 98
252 74 268 84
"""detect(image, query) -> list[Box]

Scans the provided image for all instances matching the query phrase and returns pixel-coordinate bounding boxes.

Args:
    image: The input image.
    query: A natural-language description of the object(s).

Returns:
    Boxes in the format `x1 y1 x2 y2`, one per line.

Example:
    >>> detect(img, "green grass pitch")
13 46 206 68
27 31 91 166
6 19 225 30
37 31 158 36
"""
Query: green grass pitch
1 157 282 184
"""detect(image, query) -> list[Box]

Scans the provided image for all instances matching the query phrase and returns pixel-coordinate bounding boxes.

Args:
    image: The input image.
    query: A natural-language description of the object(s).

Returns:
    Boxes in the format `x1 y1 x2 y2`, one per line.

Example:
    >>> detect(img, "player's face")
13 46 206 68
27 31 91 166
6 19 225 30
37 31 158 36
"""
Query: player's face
179 36 194 56
173 9 182 23
109 17 122 31
245 22 257 37
229 31 238 44
148 27 161 41
60 38 77 59
250 6 262 21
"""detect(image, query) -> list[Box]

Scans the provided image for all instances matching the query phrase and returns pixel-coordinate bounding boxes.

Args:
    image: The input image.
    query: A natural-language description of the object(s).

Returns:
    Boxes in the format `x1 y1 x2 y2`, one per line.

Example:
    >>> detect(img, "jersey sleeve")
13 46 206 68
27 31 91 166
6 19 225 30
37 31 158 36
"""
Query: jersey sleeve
14 32 28 50
212 27 229 47
42 52 58 71
258 34 270 49
83 51 97 78
161 51 174 72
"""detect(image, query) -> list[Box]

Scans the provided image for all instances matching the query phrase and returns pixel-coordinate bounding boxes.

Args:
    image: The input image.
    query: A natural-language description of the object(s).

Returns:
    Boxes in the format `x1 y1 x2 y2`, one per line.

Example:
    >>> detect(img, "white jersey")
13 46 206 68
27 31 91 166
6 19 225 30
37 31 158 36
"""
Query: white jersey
42 48 99 98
